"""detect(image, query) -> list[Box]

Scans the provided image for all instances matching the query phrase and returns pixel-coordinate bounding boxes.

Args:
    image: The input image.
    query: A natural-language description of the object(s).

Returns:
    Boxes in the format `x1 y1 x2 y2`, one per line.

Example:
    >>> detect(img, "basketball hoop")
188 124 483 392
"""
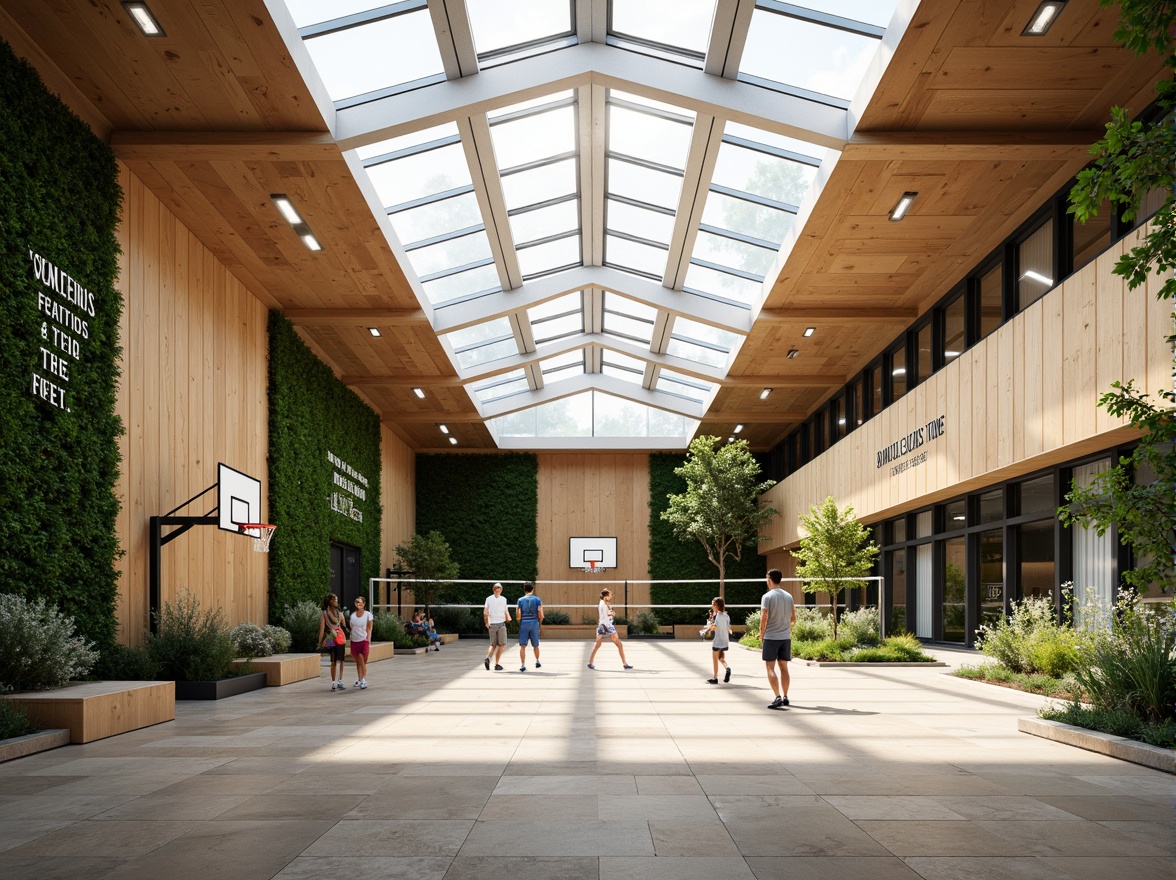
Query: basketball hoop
583 560 604 574
238 523 276 553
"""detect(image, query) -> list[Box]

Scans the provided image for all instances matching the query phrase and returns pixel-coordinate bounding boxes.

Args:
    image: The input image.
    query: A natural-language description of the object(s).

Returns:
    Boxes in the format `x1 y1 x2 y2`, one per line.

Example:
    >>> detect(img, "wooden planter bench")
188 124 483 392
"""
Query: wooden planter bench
230 653 321 686
2 680 174 744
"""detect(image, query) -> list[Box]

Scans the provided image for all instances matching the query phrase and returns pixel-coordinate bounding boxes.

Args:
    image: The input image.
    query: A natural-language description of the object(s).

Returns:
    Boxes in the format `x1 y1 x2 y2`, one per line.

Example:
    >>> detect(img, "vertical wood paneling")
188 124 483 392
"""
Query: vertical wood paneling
381 425 415 567
761 226 1161 550
114 165 268 643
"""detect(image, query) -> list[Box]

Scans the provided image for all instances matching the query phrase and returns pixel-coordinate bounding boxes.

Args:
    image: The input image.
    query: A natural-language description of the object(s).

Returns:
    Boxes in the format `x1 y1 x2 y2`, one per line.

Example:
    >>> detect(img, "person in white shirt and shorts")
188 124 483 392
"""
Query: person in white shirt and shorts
483 583 512 671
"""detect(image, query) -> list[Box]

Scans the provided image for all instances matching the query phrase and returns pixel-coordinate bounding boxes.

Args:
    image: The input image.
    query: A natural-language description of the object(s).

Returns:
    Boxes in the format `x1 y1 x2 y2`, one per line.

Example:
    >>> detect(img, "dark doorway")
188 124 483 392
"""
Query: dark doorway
330 542 362 610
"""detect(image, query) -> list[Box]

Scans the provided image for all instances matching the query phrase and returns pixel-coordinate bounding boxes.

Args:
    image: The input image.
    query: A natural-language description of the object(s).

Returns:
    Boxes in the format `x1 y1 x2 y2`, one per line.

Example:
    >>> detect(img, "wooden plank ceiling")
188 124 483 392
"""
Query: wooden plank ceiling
0 0 1164 452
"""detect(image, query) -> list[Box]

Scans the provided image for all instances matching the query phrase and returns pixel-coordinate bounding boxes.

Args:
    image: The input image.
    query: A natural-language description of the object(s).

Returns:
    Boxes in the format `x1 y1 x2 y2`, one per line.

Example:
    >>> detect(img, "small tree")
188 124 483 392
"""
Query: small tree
661 436 778 599
1062 0 1176 593
793 497 879 640
394 531 459 615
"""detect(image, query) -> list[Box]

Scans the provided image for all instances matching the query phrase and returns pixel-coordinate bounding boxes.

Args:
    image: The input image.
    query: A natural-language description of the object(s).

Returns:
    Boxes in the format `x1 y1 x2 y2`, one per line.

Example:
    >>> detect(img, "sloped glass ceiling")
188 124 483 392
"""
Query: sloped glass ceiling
280 0 905 447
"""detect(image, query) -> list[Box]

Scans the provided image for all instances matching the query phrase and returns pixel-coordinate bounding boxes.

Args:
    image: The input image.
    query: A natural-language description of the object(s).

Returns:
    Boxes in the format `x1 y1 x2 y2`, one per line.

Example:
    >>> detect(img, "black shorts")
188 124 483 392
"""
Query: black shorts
325 643 346 661
761 638 791 662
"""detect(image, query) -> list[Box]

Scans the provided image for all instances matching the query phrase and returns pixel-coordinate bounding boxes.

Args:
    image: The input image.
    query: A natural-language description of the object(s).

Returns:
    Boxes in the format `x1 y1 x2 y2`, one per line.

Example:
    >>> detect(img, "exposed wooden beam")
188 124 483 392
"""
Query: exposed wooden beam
841 130 1103 162
700 412 807 423
286 308 428 326
721 374 840 388
109 131 342 162
383 413 485 424
756 307 916 325
341 375 462 386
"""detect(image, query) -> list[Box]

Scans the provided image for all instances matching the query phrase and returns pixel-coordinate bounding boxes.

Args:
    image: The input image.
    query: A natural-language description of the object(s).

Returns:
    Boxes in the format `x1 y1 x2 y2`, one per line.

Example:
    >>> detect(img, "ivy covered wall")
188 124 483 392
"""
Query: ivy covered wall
648 452 768 624
416 453 538 602
267 312 383 615
0 41 123 647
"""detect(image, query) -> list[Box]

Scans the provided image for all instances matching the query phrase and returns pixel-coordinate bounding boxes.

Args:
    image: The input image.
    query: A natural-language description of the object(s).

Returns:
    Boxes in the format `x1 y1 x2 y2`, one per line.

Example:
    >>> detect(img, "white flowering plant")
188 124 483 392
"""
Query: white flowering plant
0 593 98 693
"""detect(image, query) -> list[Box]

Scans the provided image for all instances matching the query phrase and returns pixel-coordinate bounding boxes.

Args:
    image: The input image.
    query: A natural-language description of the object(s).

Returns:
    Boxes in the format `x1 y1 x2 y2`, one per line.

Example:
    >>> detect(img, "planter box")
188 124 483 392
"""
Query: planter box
343 642 396 663
174 672 267 701
627 632 674 640
394 646 429 655
2 680 174 744
1019 717 1176 774
438 633 459 644
0 728 70 763
231 653 320 686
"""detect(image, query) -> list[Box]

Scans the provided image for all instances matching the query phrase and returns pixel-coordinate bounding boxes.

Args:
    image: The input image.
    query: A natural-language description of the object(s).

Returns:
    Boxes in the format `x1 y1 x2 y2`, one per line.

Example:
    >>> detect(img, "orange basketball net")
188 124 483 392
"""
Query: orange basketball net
238 523 276 553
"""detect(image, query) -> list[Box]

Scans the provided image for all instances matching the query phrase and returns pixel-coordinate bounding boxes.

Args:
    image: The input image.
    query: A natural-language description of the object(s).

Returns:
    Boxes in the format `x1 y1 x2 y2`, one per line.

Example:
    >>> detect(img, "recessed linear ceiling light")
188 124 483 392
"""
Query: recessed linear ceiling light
448 437 458 446
838 418 846 425
122 2 165 36
1023 0 1067 35
803 327 815 337
759 388 772 400
889 192 918 221
892 366 907 376
786 349 800 359
412 387 426 399
368 327 381 337
734 424 743 433
1021 270 1054 286
439 424 449 434
271 194 324 252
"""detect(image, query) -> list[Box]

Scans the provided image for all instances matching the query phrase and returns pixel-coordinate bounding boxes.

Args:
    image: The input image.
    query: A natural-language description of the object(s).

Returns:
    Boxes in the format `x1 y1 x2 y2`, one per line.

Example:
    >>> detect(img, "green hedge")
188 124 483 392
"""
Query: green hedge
267 312 382 616
415 453 538 603
648 452 767 624
0 41 123 647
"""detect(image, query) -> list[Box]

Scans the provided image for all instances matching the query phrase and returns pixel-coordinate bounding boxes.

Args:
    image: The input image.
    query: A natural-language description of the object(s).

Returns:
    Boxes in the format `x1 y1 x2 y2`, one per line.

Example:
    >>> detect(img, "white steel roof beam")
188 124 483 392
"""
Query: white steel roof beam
428 0 479 78
662 114 723 290
477 374 706 420
455 116 522 291
335 43 848 150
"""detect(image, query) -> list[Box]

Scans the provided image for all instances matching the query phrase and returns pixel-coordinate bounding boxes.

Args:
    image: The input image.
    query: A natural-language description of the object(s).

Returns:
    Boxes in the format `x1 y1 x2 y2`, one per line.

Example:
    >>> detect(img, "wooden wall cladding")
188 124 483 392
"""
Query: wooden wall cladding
761 227 1167 550
114 164 269 643
381 424 415 571
536 453 652 614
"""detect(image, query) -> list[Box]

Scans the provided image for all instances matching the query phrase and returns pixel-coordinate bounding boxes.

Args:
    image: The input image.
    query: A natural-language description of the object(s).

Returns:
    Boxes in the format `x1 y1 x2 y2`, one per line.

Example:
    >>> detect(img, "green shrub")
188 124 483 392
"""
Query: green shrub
975 595 1081 675
543 609 571 626
953 663 1083 698
281 601 323 652
791 606 832 642
632 610 661 634
1075 592 1176 723
148 592 236 682
430 606 484 634
229 624 274 658
0 593 99 693
264 625 292 654
838 606 881 647
0 700 36 740
794 637 849 660
91 643 161 681
371 612 405 643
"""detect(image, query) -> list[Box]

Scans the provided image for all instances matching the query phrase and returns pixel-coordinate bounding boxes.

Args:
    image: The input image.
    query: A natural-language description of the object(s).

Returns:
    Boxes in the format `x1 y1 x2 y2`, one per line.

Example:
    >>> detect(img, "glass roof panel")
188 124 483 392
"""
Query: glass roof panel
740 6 880 102
389 192 482 247
355 123 459 161
691 229 776 278
602 361 643 384
422 263 501 305
488 90 576 120
366 142 472 208
501 158 578 210
608 105 694 168
406 229 493 278
445 317 512 351
666 336 728 368
807 0 901 29
601 349 647 374
528 292 582 323
466 0 575 57
533 312 583 345
683 262 763 306
454 335 519 369
284 0 389 29
518 235 582 277
711 142 818 207
510 199 580 245
540 350 585 376
673 316 741 350
605 235 668 278
536 393 593 436
303 9 443 103
603 313 655 345
606 199 675 245
723 121 825 162
491 105 577 170
604 292 657 323
701 190 794 246
476 372 532 403
595 393 670 438
656 370 710 403
607 158 682 210
609 0 717 57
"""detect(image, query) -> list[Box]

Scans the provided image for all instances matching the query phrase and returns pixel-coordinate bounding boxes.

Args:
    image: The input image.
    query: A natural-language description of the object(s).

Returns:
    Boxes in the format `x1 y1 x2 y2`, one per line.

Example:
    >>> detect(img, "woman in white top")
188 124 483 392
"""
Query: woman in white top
588 588 632 670
703 596 731 684
349 596 374 689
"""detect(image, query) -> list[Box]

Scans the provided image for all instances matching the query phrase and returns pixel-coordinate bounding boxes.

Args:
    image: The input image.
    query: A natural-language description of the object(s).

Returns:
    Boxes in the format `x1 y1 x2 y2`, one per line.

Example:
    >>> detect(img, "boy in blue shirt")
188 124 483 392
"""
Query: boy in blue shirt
516 581 544 671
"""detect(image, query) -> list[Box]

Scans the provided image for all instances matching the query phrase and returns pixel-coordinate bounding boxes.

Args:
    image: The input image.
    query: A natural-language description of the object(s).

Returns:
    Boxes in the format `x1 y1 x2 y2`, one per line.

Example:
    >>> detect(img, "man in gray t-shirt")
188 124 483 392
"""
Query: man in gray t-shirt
759 568 796 709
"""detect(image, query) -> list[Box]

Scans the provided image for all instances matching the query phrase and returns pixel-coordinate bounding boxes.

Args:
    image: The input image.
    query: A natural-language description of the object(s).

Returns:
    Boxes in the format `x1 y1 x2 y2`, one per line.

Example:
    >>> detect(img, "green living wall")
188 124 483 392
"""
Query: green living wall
267 312 382 615
0 41 123 647
648 452 768 624
415 453 538 603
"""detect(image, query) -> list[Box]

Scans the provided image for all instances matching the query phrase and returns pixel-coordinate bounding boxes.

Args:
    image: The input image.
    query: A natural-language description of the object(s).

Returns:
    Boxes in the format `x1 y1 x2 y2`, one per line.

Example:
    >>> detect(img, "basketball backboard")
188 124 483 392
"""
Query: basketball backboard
217 463 262 534
569 537 617 570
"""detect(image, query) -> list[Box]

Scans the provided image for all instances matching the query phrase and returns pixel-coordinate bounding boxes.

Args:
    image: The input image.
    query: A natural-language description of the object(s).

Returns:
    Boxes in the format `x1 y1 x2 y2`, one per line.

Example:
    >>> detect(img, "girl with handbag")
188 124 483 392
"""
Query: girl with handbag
318 593 349 691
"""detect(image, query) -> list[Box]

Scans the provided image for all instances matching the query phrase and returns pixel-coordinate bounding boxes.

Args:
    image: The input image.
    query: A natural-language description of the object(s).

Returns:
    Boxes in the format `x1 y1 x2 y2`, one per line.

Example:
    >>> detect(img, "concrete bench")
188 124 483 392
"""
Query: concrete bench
231 653 321 686
2 680 174 744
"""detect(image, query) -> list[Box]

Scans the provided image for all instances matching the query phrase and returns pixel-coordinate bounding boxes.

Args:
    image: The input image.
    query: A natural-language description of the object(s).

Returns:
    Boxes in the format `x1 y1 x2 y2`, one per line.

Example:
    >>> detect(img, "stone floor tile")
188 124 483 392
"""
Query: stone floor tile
900 856 1087 880
602 794 719 821
1039 856 1176 880
974 819 1170 857
600 856 755 880
347 792 491 820
458 818 654 856
648 819 740 856
92 793 251 820
477 794 598 821
271 855 452 880
1094 821 1176 854
304 819 473 856
724 812 891 857
0 854 129 878
3 818 198 858
1036 795 1172 821
928 796 1083 821
443 855 599 880
494 775 638 796
0 818 76 853
745 855 925 880
635 775 704 795
823 795 967 820
855 821 1024 857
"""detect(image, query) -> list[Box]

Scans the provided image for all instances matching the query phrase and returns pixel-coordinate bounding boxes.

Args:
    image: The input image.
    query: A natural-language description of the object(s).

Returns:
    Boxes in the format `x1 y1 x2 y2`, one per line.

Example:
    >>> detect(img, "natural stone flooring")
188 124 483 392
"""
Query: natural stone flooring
0 639 1172 880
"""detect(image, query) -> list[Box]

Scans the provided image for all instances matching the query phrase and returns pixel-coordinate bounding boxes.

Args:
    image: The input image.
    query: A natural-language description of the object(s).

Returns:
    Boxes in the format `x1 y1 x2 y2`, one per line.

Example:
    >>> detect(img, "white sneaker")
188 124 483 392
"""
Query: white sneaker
354 680 361 688
359 680 367 689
